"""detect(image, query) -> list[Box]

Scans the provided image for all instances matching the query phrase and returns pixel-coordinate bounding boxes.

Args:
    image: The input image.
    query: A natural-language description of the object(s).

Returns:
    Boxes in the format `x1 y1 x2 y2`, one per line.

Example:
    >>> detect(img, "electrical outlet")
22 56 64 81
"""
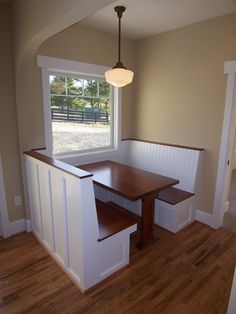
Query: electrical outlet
14 195 22 207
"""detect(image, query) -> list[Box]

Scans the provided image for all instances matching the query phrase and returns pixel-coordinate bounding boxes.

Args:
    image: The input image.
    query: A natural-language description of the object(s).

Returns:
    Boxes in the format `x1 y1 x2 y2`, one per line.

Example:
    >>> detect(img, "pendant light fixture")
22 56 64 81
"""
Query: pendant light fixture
105 6 134 88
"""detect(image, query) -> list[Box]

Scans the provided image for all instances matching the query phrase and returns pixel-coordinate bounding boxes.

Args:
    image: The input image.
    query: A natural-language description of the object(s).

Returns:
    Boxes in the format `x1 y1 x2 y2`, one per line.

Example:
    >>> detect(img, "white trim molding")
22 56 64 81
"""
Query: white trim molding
37 55 121 159
10 219 26 235
0 153 11 238
212 60 236 228
2 219 32 236
224 61 236 74
37 55 110 78
196 209 213 226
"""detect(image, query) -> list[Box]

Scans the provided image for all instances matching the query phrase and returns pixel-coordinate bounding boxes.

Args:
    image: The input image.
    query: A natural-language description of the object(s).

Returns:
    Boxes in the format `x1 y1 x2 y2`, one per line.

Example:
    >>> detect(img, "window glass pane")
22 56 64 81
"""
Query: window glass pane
84 80 98 97
51 95 72 108
50 75 66 95
67 78 83 96
49 74 112 155
99 81 111 113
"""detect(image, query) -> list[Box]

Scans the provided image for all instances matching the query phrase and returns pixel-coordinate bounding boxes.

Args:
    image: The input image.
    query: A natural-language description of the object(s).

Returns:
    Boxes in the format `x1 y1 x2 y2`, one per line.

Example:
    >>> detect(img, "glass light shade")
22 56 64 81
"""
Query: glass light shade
105 68 134 88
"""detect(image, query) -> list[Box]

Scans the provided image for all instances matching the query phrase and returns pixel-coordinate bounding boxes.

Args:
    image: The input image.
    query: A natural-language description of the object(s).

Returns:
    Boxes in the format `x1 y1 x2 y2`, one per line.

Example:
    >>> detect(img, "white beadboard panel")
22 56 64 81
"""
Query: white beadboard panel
50 172 67 266
126 141 201 193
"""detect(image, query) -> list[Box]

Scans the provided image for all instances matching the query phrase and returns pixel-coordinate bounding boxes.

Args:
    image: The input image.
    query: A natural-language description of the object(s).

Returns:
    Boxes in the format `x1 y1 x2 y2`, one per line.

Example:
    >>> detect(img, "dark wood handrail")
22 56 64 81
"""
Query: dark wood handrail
24 150 92 179
122 138 204 151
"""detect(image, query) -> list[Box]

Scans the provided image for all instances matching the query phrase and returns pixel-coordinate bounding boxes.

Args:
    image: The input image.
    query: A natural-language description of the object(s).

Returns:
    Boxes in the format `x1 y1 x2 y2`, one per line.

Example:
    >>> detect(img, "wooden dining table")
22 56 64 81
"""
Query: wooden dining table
78 160 179 249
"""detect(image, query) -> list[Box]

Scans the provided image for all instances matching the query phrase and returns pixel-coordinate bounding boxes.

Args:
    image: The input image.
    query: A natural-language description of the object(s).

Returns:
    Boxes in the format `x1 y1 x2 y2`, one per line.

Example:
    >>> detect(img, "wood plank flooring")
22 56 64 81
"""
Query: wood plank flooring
0 222 235 313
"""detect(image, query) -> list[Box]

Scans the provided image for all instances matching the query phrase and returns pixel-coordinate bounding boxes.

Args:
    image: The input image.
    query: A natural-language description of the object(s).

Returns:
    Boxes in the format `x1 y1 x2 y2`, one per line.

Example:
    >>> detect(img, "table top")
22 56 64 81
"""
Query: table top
78 160 179 201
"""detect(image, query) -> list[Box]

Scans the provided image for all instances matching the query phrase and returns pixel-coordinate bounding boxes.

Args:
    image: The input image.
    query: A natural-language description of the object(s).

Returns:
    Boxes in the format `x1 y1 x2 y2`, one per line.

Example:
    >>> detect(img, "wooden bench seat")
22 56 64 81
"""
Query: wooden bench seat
157 187 194 205
155 187 195 233
96 200 138 241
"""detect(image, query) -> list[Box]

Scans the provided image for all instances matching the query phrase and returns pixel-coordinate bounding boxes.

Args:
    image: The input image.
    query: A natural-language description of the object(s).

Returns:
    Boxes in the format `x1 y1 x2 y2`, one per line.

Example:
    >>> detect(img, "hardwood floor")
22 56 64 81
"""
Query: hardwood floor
0 222 235 313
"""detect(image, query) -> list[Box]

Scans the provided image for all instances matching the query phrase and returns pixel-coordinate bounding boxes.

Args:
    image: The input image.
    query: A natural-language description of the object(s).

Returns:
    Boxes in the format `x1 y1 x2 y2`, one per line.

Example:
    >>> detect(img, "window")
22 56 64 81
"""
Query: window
37 56 120 158
50 73 113 155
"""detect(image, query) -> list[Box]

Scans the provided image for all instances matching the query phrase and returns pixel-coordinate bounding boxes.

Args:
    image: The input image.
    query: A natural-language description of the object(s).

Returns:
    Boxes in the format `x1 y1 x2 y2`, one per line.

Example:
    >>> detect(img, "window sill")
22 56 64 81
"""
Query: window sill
54 146 122 166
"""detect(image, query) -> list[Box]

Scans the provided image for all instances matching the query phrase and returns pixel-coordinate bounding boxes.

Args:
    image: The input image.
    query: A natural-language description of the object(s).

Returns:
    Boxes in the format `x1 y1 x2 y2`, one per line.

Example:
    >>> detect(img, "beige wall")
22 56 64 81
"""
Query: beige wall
38 24 135 138
5 0 236 221
0 3 24 221
9 0 115 221
133 13 236 213
11 0 116 152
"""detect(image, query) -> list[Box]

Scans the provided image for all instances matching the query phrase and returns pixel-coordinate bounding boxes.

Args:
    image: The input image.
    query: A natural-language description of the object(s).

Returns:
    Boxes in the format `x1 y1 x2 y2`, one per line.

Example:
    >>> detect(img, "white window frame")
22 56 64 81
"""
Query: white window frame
37 55 121 159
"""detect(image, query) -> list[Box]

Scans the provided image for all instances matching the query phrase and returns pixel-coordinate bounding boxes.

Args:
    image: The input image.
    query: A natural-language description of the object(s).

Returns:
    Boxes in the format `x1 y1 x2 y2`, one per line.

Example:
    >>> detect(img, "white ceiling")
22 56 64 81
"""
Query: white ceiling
81 0 236 40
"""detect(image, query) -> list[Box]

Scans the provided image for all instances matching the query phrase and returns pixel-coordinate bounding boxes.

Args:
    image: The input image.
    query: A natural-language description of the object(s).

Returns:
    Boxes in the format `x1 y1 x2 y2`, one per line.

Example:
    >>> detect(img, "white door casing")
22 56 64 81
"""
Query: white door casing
212 61 236 228
0 153 11 237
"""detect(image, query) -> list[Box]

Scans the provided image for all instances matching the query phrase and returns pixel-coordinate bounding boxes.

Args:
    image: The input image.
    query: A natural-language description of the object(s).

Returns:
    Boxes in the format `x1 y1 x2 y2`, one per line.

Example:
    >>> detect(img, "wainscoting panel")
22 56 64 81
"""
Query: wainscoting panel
126 141 200 192
38 166 54 250
50 172 68 265
25 152 136 291
26 159 42 239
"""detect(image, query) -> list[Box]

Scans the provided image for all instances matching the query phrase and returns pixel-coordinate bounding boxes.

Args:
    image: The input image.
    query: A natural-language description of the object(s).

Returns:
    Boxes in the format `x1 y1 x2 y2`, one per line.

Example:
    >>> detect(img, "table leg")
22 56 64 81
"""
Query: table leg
137 194 157 249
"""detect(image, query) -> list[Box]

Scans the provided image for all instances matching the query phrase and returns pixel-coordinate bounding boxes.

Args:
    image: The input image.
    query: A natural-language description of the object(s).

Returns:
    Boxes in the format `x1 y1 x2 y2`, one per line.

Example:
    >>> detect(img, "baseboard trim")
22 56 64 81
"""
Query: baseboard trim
196 209 213 226
26 219 32 232
10 219 26 235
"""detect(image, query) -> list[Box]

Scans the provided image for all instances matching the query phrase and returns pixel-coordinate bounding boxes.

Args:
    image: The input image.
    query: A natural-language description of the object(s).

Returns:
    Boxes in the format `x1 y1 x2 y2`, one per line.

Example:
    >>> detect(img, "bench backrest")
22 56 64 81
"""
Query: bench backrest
124 140 202 193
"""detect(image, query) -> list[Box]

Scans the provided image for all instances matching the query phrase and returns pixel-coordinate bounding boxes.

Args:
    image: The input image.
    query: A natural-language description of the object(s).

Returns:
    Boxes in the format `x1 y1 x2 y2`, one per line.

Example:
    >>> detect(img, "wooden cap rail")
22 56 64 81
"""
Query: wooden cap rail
122 138 204 151
24 150 92 179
